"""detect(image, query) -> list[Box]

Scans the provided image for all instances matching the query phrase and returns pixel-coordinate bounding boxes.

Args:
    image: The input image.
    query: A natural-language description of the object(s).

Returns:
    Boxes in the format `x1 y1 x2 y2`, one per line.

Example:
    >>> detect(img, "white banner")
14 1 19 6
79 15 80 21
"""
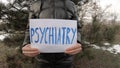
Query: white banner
29 19 77 53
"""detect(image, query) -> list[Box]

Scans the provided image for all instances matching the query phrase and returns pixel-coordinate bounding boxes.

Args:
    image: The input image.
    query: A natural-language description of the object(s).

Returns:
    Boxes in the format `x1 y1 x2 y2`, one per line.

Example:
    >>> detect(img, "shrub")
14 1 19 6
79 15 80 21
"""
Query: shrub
81 23 120 44
3 33 25 47
0 42 34 68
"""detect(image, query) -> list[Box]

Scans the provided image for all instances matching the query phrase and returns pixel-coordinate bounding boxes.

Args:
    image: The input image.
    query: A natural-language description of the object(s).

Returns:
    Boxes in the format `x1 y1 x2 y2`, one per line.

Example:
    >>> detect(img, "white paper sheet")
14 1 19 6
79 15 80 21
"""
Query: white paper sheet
29 19 77 53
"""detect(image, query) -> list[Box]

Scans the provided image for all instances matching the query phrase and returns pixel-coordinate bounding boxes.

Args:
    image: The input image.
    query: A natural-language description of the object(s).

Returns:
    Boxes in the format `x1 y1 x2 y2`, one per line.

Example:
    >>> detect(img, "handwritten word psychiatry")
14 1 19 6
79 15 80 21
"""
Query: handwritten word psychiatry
30 27 77 45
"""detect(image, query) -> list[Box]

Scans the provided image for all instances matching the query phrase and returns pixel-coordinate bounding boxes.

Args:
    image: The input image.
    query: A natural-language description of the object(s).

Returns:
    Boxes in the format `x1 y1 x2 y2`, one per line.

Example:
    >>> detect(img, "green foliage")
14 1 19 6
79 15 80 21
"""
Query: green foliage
3 33 25 47
0 1 29 31
0 23 8 31
0 3 6 19
4 10 29 31
81 23 120 44
103 24 120 43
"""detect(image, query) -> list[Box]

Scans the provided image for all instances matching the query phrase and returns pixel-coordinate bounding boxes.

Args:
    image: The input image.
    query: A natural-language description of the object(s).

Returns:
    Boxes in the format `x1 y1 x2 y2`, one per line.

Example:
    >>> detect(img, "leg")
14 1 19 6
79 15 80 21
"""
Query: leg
34 59 51 68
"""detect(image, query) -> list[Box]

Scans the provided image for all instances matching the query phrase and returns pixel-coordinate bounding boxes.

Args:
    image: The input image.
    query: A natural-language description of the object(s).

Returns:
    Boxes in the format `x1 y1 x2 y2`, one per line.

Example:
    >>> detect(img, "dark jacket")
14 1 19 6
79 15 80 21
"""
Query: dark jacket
23 0 81 67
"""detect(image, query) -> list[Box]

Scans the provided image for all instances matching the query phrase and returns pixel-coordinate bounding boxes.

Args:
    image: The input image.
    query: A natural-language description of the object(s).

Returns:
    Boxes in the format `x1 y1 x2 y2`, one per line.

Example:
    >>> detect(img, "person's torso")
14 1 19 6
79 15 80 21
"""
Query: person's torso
30 0 75 62
30 0 75 19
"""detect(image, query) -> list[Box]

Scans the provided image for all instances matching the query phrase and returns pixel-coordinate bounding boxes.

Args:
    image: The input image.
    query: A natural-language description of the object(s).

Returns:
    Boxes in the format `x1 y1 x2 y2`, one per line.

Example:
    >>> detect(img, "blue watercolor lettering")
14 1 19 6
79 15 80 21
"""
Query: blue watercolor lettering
30 28 35 43
56 28 61 44
66 27 70 44
62 27 66 44
71 28 77 44
34 28 39 43
44 27 49 44
30 27 77 45
48 27 55 44
39 27 46 44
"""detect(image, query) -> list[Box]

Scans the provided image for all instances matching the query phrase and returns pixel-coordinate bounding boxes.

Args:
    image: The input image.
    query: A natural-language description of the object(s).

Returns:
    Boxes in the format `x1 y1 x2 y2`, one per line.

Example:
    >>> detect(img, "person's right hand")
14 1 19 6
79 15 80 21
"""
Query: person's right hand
22 44 40 57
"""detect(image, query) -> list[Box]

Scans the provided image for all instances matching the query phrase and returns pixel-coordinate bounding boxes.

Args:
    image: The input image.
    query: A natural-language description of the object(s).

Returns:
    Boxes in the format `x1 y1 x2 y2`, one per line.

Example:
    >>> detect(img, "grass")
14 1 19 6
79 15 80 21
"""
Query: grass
0 42 34 68
74 47 120 68
0 42 120 68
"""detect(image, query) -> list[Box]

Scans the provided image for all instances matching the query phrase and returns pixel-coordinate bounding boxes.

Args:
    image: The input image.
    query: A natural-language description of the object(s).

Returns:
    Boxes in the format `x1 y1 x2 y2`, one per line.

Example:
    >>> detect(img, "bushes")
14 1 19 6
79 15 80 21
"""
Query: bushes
81 23 120 44
0 33 34 68
114 31 120 44
74 47 120 68
3 33 25 47
0 43 17 68
0 42 34 68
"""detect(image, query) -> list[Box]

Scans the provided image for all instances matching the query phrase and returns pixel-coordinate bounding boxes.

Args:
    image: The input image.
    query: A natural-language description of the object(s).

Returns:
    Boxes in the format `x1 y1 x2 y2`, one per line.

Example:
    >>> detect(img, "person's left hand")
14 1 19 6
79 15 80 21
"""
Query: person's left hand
65 43 82 55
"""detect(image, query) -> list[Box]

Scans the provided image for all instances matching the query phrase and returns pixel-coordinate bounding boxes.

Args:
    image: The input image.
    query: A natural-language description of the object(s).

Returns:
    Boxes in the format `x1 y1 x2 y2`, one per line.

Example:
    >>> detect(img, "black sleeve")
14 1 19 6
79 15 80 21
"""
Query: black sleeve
22 1 42 46
22 7 34 46
71 6 82 44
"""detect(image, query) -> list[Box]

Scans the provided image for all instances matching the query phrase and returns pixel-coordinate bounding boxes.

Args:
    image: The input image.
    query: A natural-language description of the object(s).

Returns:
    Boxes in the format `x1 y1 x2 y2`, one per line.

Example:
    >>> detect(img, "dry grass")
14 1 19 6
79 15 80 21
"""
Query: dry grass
0 43 17 68
74 47 120 68
0 42 34 68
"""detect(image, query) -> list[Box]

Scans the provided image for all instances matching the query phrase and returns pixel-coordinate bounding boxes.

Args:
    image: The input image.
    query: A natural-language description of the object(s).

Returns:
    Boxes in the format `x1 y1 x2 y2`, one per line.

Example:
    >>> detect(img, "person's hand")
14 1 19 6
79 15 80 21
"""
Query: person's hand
65 43 82 55
22 44 40 57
